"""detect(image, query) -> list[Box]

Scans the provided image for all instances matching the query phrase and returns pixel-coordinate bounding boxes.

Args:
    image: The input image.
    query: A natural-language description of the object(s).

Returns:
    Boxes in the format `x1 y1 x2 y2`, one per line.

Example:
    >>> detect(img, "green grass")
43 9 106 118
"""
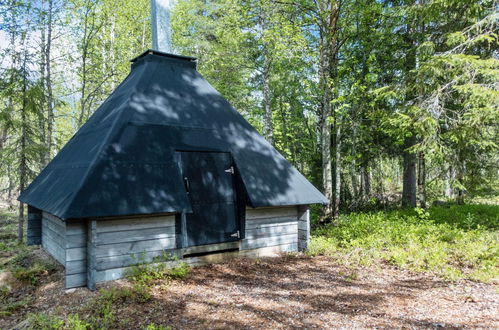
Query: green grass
309 204 498 282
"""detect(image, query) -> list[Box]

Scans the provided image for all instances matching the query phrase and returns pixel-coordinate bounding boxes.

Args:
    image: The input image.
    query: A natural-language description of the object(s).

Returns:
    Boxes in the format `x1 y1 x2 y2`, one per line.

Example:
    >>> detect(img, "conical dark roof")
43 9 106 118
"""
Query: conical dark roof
19 50 328 220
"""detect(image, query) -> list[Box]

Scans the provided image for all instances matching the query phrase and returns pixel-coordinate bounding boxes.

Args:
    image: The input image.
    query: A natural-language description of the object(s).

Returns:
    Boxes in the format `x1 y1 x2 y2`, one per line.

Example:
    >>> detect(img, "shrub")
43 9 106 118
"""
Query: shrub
309 204 499 282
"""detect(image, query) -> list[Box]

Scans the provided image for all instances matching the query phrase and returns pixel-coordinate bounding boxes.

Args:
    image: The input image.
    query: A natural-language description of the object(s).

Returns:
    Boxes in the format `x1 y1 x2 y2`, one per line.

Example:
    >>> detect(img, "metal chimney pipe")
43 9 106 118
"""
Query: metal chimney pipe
150 0 172 53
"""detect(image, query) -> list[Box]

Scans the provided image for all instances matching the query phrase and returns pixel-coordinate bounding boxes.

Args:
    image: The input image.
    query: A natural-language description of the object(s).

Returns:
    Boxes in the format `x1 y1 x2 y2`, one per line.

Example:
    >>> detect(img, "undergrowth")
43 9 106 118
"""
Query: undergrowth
309 204 498 282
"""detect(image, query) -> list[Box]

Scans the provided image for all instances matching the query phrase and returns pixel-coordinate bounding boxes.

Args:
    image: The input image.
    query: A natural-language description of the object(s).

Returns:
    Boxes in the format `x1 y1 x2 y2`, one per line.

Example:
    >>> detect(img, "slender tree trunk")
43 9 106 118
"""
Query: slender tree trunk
418 152 426 208
333 118 341 218
360 163 370 198
456 154 465 204
45 0 54 165
18 42 29 243
318 25 333 219
402 135 417 207
262 49 273 144
444 165 455 198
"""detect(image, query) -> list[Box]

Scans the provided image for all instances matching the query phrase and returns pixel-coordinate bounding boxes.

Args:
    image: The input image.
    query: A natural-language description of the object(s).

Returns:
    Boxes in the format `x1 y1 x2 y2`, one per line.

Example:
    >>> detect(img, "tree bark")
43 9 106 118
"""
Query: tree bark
444 165 455 198
418 151 426 208
333 117 341 218
262 48 273 145
360 163 370 198
402 135 417 207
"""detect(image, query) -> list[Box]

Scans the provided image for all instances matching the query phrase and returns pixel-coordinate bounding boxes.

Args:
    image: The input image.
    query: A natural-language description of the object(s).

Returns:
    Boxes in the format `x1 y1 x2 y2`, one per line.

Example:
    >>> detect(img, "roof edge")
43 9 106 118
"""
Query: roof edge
130 49 197 63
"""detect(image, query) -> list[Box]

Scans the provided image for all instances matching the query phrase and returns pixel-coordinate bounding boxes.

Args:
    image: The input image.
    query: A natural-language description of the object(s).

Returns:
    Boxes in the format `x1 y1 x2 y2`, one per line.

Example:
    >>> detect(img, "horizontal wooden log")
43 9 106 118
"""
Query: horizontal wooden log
66 221 86 235
245 223 298 240
65 273 86 288
43 212 65 226
95 242 298 284
241 234 297 250
66 260 86 275
96 249 176 271
246 217 297 230
97 216 175 233
42 216 65 236
42 234 65 264
245 206 297 220
41 222 66 250
96 238 176 258
66 247 86 262
182 241 240 256
65 234 86 249
97 226 176 245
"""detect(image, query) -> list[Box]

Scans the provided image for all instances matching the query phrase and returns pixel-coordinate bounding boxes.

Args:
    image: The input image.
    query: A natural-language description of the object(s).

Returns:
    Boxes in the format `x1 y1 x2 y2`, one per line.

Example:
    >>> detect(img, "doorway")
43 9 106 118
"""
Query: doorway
179 151 240 247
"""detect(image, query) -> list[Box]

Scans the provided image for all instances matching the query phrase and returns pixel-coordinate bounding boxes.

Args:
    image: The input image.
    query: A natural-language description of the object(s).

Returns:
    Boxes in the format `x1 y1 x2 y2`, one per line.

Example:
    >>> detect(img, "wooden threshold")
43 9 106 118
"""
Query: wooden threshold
182 241 240 257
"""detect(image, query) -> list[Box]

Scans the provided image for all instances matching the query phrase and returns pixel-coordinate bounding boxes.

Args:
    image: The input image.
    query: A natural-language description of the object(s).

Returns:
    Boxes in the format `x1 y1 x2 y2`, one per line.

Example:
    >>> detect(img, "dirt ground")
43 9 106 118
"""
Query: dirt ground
1 254 498 329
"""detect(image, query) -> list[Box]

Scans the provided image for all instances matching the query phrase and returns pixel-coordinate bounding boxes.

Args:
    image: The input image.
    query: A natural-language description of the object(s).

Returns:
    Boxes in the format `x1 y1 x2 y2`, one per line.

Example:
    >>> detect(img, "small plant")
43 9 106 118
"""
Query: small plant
169 262 190 280
66 314 91 330
144 323 172 330
27 312 64 329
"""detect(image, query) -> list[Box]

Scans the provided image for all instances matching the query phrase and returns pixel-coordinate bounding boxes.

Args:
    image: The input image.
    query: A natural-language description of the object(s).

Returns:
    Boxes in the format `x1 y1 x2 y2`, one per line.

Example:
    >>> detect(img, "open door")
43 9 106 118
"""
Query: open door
179 151 240 247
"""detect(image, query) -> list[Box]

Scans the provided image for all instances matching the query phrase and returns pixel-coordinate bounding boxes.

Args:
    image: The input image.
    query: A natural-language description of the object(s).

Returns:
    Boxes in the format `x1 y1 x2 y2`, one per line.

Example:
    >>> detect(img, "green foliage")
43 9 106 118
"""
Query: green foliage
7 251 58 286
27 313 64 330
128 253 190 287
309 204 499 282
144 324 171 330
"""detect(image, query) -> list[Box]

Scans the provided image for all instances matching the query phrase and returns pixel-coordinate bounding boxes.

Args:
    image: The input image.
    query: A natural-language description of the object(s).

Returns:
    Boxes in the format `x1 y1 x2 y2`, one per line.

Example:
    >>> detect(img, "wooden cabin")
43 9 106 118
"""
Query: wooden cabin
19 50 327 290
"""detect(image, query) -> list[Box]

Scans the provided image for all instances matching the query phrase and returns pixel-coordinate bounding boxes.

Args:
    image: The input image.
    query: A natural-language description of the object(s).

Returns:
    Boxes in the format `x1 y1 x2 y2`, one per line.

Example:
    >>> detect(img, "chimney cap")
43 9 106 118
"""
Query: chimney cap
131 49 197 63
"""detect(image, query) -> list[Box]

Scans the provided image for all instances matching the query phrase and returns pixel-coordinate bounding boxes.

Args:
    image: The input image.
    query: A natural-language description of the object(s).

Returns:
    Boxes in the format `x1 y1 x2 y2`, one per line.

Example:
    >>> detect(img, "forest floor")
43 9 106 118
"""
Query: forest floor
1 203 498 329
0 253 498 329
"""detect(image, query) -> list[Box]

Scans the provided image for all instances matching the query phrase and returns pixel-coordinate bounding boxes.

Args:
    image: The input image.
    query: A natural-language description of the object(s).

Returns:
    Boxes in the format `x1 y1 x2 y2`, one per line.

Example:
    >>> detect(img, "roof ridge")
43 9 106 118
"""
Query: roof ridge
60 61 152 219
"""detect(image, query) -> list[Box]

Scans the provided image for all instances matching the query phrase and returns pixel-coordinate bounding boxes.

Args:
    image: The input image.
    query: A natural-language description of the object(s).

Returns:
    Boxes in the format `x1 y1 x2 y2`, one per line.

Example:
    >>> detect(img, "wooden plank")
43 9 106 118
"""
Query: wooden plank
42 234 65 264
65 234 86 249
27 236 41 245
245 223 297 240
66 247 86 262
96 249 176 271
97 215 175 233
297 206 310 252
95 242 298 284
41 221 66 248
65 273 86 289
245 218 297 230
241 234 297 250
97 226 176 245
66 221 86 235
182 241 240 256
42 212 64 223
180 213 187 249
298 229 308 241
42 215 65 236
66 260 86 275
96 238 176 258
27 227 41 236
27 218 41 228
87 219 96 290
245 206 297 220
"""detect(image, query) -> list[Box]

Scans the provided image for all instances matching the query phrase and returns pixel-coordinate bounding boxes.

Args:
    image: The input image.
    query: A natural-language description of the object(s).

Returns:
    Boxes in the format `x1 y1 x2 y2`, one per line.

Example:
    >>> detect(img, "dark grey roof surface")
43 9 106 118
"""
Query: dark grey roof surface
19 50 328 220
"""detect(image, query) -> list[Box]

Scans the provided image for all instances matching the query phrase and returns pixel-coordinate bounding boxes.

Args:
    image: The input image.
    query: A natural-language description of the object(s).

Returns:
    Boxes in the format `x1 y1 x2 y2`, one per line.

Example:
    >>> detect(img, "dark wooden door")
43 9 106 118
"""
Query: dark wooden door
179 152 239 247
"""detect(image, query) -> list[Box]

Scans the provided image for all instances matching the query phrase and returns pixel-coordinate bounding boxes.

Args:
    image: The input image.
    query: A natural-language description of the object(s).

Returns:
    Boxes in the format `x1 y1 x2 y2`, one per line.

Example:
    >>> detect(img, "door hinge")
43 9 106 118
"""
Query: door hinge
225 166 234 174
230 230 240 238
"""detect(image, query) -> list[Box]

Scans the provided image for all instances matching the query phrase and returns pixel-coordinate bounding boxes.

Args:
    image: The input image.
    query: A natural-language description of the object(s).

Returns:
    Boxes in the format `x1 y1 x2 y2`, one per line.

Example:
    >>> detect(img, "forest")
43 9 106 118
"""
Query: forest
0 0 498 328
0 0 497 224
